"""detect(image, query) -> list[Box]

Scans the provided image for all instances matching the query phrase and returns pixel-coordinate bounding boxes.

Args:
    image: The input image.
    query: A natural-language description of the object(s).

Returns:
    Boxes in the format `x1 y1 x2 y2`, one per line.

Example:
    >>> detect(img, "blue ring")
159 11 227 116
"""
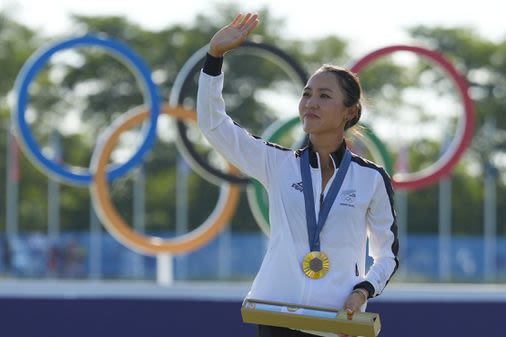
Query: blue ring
13 34 160 185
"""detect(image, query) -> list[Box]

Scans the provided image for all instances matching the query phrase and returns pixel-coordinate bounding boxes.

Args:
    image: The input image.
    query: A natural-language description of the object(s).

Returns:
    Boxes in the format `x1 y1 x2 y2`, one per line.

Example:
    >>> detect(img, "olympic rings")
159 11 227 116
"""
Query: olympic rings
169 41 308 186
90 104 241 255
350 45 475 190
11 34 475 255
13 34 160 185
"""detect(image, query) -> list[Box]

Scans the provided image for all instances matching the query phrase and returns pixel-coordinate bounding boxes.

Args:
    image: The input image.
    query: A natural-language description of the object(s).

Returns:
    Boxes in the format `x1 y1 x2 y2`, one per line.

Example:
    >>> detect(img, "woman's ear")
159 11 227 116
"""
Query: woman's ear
346 105 358 122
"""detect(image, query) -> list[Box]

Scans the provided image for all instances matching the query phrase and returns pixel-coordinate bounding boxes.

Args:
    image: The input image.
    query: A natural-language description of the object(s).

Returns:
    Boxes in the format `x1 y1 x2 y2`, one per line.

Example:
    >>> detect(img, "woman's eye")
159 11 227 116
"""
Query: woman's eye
321 94 330 98
302 92 310 97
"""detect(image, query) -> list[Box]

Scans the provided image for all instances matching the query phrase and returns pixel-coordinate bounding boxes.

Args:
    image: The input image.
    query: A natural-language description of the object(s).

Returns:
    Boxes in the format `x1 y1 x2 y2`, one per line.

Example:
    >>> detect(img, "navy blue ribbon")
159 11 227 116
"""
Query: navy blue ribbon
300 148 352 252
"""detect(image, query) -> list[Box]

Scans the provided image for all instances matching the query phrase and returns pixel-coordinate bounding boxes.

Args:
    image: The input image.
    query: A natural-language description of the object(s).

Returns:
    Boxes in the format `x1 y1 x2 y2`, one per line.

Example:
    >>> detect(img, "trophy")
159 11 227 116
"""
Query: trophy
241 298 381 337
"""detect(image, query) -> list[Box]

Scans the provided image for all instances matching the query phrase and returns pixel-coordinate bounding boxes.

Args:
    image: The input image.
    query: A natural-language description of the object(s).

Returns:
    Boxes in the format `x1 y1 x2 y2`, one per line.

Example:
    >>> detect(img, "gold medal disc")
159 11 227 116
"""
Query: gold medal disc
302 251 329 279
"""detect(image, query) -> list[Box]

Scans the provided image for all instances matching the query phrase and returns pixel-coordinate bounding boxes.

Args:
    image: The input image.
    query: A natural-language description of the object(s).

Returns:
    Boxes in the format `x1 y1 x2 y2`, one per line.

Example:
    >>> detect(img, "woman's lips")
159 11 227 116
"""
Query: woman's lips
304 112 319 119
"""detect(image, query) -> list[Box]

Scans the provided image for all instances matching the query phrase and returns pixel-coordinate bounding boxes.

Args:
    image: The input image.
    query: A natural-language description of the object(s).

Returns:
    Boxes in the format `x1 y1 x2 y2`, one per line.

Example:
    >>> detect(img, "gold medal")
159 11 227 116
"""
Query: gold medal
302 251 329 279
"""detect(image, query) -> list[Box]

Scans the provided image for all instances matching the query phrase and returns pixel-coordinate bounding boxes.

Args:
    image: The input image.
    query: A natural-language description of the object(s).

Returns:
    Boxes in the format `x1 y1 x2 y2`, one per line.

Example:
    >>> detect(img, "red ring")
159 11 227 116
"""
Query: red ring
351 45 475 190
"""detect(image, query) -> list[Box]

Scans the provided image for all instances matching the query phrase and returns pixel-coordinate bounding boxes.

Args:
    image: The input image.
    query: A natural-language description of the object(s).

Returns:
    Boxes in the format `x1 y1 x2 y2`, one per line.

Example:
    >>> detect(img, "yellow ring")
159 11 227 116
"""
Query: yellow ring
90 104 241 255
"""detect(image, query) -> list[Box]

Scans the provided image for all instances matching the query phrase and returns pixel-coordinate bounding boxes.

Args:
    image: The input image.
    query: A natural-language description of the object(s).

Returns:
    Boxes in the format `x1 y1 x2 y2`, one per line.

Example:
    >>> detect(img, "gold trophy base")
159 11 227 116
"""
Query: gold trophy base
241 298 381 337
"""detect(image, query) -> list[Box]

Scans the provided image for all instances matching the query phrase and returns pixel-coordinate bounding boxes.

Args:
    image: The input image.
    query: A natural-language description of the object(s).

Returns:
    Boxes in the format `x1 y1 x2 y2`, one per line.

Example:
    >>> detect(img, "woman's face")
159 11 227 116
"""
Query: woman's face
298 71 352 136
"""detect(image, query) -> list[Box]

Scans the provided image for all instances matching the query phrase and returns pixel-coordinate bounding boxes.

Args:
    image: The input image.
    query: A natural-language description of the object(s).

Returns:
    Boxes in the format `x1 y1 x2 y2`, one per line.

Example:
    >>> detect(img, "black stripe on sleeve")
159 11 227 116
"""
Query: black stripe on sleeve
352 155 400 296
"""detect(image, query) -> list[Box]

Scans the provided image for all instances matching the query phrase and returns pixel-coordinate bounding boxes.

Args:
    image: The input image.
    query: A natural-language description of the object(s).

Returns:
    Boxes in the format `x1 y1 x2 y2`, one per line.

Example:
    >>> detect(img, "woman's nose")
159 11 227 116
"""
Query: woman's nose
306 97 318 108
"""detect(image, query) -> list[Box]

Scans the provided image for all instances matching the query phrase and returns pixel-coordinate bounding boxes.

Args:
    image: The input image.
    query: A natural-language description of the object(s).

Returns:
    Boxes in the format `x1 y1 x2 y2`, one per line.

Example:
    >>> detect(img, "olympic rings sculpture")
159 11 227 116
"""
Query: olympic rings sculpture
90 104 241 254
13 35 161 186
350 45 475 190
11 34 475 255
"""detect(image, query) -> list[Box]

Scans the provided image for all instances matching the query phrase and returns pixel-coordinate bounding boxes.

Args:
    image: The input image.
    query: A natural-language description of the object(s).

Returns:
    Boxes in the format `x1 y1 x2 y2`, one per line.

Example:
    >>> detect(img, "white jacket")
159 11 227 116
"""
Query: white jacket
197 70 399 315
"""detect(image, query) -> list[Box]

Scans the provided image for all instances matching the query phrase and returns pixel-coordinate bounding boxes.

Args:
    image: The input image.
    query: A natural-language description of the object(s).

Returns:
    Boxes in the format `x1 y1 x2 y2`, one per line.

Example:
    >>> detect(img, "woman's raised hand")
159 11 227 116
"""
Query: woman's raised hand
208 13 259 58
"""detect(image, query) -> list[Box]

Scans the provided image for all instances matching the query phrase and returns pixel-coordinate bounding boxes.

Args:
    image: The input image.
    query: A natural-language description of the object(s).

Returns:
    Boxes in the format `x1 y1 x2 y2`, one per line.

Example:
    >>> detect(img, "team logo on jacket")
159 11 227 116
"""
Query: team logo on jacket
291 181 303 192
339 189 356 207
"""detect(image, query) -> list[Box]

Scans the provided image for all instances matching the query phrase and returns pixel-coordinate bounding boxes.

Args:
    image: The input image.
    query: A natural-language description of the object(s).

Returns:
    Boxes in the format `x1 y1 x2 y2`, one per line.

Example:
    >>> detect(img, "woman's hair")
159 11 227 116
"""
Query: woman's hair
315 64 363 130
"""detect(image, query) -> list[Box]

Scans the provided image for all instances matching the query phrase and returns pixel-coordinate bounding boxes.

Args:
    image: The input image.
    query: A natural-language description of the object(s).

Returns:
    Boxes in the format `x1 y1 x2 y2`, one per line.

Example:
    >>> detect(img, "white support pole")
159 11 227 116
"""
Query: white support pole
394 190 408 280
89 205 102 280
394 145 408 280
483 162 497 281
218 227 231 279
438 176 452 281
483 116 497 282
5 128 19 242
132 166 146 278
47 130 61 243
156 254 174 285
175 154 190 280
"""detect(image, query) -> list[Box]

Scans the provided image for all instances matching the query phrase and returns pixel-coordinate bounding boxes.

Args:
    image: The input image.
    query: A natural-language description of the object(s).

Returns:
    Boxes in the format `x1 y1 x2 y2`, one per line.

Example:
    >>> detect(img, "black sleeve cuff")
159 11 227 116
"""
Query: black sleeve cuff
203 53 223 76
353 281 375 299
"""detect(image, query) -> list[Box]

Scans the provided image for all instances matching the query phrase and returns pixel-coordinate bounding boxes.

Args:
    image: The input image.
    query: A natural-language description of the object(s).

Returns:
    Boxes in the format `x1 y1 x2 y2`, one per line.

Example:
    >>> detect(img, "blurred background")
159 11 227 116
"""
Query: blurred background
0 1 505 336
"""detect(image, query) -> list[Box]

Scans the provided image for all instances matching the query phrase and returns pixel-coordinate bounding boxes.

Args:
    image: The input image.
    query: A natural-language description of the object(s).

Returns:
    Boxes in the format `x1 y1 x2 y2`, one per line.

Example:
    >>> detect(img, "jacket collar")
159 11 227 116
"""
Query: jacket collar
297 139 347 169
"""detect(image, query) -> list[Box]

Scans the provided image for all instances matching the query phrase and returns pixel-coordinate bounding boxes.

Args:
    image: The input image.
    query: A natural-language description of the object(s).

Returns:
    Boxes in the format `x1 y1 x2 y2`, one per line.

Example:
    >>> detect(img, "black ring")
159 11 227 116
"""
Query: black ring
174 41 308 185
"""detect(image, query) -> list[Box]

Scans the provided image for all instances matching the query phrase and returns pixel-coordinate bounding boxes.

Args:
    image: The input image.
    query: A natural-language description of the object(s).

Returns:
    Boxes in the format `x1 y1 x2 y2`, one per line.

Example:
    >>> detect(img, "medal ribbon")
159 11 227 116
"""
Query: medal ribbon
300 148 352 252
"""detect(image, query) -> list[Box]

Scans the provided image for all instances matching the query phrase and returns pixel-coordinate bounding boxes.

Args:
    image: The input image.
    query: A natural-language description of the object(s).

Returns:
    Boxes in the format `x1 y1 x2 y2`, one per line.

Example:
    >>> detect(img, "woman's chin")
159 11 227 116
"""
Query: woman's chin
302 124 320 134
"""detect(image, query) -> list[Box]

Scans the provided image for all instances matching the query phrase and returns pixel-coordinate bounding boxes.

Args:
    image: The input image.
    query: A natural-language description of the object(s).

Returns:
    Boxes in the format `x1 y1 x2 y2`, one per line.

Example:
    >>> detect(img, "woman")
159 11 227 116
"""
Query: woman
197 13 399 337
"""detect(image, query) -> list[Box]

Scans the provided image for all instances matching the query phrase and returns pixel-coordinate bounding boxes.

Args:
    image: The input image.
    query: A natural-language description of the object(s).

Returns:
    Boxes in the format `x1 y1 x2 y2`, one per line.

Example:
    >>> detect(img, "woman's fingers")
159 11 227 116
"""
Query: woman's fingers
230 13 244 27
230 13 249 28
231 12 259 33
243 14 259 33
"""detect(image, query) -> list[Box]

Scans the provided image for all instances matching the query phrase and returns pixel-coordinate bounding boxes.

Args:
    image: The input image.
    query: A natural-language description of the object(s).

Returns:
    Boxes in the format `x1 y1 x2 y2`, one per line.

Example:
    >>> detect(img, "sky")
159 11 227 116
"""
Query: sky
1 0 504 56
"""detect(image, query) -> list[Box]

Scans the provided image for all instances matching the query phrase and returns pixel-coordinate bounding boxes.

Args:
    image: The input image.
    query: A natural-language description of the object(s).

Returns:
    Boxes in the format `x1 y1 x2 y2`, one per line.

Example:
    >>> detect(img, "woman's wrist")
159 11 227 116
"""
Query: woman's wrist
351 288 369 302
208 47 224 58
